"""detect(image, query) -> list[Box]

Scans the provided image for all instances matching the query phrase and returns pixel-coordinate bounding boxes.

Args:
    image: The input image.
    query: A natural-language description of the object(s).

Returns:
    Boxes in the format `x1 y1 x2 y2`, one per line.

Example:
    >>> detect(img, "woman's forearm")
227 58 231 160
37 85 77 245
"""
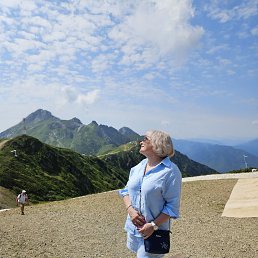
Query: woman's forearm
153 212 170 227
123 195 132 210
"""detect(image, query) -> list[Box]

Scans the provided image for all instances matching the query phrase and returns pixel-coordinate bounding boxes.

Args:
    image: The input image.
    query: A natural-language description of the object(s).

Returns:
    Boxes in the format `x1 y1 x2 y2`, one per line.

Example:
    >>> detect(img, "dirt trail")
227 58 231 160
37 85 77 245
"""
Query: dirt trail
1 179 258 258
0 139 8 150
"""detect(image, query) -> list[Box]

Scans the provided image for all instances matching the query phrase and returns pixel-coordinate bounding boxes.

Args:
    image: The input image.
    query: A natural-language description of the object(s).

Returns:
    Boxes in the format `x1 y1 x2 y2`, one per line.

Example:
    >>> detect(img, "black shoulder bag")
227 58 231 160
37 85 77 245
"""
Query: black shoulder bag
144 229 171 254
139 179 171 254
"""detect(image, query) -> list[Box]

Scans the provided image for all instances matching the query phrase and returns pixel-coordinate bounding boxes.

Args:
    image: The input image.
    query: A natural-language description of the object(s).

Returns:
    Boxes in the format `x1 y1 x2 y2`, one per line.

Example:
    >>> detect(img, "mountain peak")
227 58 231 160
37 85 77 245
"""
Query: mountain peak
24 109 54 123
70 117 82 124
90 121 98 126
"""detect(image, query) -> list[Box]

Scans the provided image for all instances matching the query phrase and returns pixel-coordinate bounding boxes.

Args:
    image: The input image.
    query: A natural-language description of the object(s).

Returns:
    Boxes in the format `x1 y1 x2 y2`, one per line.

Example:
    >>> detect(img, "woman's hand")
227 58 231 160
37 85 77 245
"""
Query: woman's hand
128 206 146 228
138 223 154 239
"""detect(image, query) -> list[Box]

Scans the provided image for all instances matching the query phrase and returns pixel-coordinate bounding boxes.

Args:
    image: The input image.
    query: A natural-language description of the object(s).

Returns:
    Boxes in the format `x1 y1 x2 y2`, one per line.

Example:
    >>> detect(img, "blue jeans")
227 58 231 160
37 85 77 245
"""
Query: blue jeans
127 233 165 258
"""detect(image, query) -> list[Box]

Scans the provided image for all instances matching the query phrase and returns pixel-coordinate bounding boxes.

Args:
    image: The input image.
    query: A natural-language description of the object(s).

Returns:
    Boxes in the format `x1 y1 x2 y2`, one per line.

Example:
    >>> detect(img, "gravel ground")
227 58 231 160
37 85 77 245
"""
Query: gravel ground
0 176 258 258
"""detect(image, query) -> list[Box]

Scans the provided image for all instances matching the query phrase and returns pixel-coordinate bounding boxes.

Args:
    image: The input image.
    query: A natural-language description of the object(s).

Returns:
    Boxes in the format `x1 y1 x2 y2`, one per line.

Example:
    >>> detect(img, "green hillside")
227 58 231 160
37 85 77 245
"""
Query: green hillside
0 186 17 209
0 135 128 203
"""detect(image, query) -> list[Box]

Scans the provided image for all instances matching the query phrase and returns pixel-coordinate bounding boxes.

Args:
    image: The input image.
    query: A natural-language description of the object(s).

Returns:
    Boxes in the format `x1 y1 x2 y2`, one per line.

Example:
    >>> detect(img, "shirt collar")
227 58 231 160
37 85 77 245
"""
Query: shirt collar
160 156 171 168
143 156 171 168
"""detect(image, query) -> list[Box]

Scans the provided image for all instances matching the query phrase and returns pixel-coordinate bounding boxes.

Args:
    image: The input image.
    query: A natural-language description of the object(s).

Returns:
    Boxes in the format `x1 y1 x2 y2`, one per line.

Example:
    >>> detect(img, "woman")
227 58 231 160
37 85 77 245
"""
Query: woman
119 130 182 258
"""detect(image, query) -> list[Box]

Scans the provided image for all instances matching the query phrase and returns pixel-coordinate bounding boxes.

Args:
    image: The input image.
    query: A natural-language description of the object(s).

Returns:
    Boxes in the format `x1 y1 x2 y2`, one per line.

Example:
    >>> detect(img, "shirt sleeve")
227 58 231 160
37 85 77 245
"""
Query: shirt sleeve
118 159 145 198
118 168 133 198
161 167 182 219
118 183 129 197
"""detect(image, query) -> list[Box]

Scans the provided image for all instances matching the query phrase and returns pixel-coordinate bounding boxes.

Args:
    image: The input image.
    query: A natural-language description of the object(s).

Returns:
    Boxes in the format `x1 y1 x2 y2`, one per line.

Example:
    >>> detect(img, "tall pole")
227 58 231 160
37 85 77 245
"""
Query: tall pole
23 118 27 135
243 155 248 169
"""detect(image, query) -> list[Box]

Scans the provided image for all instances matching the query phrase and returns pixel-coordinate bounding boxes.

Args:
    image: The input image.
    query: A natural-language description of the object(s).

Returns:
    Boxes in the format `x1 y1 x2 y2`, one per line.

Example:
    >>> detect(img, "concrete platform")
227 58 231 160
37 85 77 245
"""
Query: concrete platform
222 177 258 218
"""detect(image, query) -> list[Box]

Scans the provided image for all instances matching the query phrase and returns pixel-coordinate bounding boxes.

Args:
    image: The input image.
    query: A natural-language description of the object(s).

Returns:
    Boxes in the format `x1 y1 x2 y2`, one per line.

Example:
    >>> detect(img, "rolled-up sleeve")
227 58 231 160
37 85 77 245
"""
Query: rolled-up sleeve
161 168 182 219
118 168 133 198
118 184 129 197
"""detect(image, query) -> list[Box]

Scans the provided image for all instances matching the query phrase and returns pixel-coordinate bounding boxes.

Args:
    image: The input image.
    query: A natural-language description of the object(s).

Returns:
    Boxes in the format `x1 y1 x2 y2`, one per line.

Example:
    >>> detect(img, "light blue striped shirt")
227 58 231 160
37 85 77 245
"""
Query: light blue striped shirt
119 156 182 237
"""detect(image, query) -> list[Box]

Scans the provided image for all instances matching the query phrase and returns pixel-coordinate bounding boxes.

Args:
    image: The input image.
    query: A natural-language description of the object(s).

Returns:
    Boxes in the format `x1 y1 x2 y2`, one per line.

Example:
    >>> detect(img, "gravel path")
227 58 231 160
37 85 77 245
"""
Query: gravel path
0 175 258 257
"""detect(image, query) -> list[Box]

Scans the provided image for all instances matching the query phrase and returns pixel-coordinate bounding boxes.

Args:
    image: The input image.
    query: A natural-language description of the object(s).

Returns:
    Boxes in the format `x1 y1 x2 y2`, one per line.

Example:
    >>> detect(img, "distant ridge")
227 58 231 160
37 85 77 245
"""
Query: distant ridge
0 109 140 155
173 139 258 172
236 138 258 157
119 127 141 141
1 109 257 172
100 142 217 178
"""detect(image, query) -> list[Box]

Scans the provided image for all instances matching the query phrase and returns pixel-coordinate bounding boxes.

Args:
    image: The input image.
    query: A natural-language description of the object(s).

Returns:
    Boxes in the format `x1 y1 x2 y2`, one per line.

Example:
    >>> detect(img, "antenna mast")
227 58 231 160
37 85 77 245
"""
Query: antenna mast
23 118 27 135
243 155 248 169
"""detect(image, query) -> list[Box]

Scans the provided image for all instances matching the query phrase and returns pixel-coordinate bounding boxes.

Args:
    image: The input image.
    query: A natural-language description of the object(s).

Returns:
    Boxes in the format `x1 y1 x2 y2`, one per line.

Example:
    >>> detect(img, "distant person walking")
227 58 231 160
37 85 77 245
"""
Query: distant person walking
16 190 29 215
119 130 182 258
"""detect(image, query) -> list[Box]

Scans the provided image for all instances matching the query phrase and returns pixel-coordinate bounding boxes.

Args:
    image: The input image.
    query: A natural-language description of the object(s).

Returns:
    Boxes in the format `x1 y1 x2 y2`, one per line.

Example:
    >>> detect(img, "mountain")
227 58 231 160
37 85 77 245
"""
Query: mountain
100 142 217 178
0 109 140 155
2 109 255 173
173 139 258 172
236 138 258 157
0 109 83 148
70 121 135 154
0 135 129 203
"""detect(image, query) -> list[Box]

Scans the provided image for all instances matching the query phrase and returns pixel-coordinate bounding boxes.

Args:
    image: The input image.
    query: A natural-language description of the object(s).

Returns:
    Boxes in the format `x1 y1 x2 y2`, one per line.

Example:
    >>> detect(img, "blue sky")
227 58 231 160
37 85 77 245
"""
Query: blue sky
0 0 257 144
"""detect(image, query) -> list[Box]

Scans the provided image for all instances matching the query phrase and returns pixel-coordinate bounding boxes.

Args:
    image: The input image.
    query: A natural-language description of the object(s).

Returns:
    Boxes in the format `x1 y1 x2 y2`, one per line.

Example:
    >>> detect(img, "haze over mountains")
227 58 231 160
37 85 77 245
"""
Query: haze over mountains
0 109 257 172
173 139 258 172
236 139 258 157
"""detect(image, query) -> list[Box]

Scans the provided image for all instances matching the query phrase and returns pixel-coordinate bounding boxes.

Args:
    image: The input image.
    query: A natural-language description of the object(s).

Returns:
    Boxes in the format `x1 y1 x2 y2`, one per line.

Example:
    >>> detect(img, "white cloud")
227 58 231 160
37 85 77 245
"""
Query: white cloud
77 89 100 105
0 14 16 26
218 58 232 65
91 53 114 73
226 69 236 75
237 3 258 19
63 87 78 103
0 0 22 8
205 1 258 23
22 16 52 30
206 44 228 54
251 25 258 36
0 0 204 87
109 0 203 67
14 38 44 52
0 75 100 112
63 86 100 106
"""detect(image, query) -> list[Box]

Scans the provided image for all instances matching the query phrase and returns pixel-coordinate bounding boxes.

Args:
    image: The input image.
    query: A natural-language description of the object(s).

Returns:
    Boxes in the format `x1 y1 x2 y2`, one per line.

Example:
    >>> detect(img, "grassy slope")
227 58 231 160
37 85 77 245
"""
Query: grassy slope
0 135 127 205
0 186 17 209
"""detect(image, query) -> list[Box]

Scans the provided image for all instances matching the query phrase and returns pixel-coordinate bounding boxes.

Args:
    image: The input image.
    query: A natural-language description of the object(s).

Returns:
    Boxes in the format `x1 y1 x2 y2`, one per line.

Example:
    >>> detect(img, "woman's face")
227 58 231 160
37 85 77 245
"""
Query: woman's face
139 134 153 156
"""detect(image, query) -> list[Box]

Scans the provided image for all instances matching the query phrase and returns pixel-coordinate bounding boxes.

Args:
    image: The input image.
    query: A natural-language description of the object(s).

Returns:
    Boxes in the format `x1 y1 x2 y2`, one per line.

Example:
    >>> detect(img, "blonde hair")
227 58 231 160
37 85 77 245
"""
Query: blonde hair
146 130 175 158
